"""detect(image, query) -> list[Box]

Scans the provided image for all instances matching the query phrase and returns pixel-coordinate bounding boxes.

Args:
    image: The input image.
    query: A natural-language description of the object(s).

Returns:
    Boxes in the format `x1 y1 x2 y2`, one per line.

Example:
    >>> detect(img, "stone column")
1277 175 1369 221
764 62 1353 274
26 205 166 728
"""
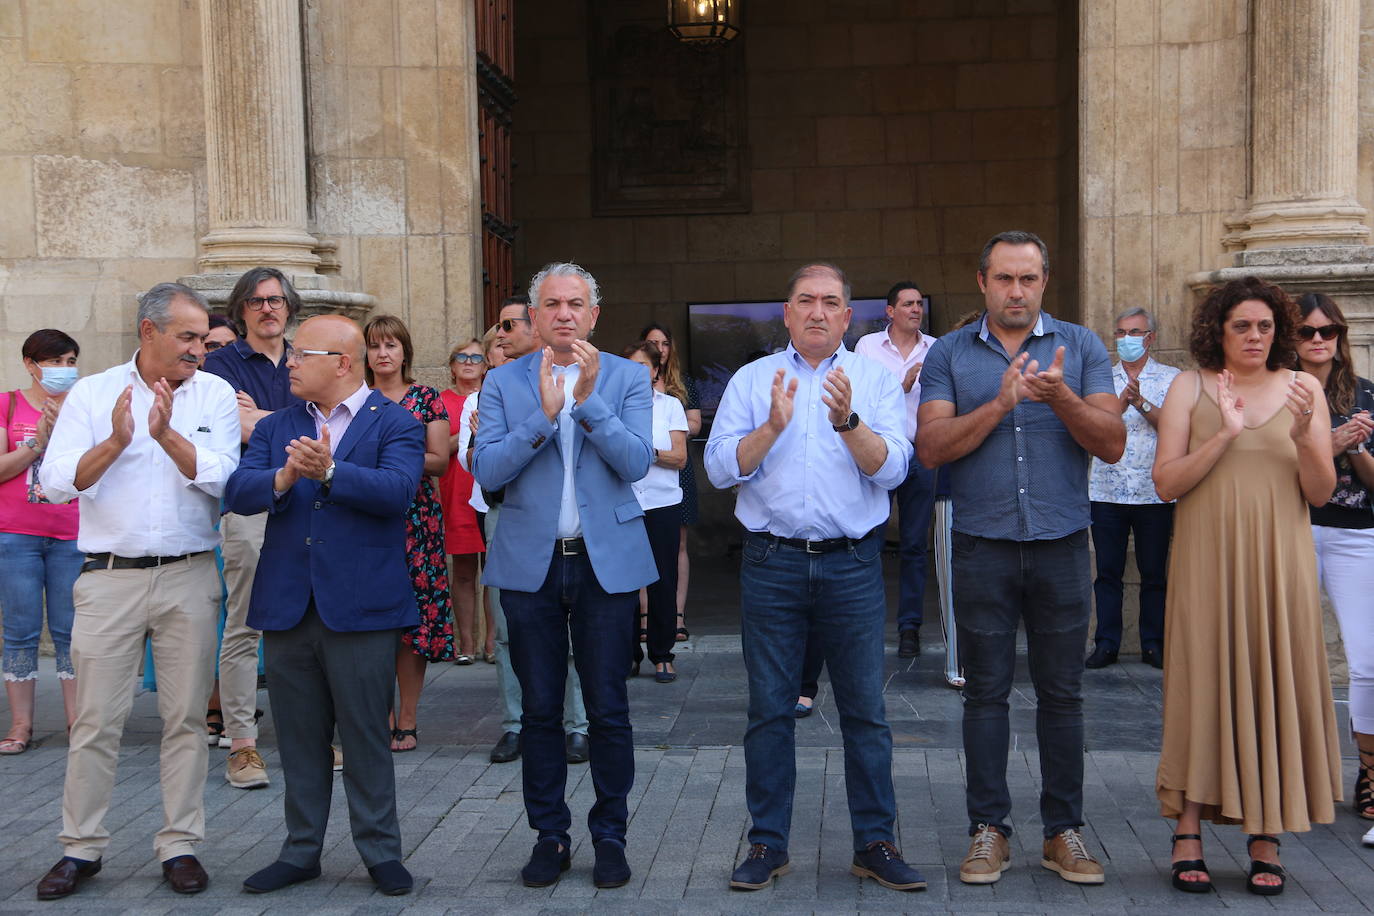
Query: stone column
197 0 320 273
1237 0 1368 250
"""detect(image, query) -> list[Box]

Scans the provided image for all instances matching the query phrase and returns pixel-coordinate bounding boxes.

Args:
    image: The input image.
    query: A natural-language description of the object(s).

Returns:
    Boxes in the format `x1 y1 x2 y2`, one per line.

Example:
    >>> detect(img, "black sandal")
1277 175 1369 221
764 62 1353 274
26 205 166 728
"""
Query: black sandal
1355 747 1374 820
1169 833 1211 893
390 728 418 753
206 708 225 746
1245 834 1284 896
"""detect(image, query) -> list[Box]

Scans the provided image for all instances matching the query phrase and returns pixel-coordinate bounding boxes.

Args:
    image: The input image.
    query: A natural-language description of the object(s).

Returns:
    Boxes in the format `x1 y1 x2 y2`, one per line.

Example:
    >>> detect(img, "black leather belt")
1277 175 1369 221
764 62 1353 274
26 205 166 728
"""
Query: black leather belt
555 537 586 556
761 528 878 554
83 551 203 573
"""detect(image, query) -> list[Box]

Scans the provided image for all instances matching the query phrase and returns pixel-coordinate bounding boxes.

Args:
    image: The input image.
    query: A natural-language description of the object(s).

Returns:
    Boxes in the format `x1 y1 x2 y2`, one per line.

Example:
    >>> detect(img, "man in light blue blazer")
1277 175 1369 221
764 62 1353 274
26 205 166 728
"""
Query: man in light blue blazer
473 262 654 890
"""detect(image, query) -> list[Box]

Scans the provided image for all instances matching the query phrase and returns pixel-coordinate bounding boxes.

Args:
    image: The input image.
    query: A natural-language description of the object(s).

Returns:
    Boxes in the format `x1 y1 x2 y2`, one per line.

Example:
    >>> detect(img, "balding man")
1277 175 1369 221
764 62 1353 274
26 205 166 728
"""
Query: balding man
224 316 425 896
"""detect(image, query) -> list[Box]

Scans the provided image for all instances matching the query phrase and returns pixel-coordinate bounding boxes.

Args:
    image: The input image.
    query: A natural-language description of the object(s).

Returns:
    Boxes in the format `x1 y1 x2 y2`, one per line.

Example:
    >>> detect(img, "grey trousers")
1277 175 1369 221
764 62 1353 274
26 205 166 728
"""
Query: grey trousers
263 603 402 867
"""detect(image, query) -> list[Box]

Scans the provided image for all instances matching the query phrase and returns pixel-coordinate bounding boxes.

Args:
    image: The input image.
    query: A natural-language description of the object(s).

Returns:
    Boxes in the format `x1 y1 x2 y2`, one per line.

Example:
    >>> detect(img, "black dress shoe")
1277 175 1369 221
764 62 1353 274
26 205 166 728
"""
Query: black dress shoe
521 838 571 887
898 629 920 659
566 732 590 764
592 838 631 888
243 860 321 893
36 856 101 900
490 731 521 763
1141 646 1164 669
161 855 209 894
367 859 413 896
1085 643 1118 669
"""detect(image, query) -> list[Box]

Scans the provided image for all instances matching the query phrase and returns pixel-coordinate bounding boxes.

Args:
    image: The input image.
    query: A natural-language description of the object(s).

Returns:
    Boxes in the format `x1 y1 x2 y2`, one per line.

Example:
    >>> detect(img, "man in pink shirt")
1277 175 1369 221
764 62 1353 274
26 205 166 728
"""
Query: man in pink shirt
854 282 937 658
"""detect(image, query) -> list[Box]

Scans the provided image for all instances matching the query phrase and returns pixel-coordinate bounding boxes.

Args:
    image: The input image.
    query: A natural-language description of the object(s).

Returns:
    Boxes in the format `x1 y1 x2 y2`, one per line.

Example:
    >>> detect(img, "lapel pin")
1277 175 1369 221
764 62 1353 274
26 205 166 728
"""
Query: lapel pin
370 405 377 411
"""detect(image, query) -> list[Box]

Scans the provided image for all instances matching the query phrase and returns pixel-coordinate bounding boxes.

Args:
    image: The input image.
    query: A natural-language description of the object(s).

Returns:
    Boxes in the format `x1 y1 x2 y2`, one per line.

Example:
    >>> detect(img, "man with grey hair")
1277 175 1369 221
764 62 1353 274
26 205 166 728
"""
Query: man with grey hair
473 261 655 890
1085 307 1180 669
35 282 241 899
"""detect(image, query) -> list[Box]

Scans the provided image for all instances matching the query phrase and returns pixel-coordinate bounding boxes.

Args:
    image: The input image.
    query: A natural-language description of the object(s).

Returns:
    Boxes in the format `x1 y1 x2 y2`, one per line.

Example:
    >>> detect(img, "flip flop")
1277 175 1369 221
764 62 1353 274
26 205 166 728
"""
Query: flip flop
390 728 418 753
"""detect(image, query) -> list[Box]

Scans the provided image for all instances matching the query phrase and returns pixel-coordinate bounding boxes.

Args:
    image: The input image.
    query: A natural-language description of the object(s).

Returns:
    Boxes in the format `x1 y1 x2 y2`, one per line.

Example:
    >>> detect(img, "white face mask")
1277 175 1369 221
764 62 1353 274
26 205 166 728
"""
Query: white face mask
39 366 79 394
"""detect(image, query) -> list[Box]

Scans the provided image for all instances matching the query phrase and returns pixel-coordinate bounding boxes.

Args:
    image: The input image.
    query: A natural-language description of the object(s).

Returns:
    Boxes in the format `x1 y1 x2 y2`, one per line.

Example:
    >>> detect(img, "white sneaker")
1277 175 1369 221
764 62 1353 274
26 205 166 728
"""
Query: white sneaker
1363 824 1374 847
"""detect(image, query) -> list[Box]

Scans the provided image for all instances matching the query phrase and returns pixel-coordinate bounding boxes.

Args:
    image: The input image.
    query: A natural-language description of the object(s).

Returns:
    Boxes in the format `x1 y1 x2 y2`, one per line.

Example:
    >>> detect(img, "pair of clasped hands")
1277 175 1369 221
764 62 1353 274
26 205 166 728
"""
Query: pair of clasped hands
994 347 1073 411
538 341 600 422
107 380 178 448
1214 369 1371 446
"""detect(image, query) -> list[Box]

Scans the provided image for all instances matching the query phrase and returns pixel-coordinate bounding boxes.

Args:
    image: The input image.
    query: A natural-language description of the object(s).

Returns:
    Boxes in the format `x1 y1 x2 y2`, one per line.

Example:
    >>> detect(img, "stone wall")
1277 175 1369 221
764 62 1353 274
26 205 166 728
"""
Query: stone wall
511 0 1071 355
0 0 482 394
0 0 206 387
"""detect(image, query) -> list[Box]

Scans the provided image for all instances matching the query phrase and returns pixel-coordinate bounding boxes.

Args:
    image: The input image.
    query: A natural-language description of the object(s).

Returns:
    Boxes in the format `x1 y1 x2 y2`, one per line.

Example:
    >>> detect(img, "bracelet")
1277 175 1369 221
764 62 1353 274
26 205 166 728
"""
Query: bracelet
22 437 44 455
1348 442 1367 456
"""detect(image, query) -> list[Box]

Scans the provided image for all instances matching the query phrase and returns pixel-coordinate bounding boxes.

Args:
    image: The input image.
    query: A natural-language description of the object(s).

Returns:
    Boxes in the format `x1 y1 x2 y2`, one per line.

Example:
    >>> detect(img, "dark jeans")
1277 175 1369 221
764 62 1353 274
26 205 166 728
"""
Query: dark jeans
635 505 680 665
952 530 1092 838
502 551 637 847
1089 501 1173 652
740 529 896 852
894 459 937 632
799 629 824 700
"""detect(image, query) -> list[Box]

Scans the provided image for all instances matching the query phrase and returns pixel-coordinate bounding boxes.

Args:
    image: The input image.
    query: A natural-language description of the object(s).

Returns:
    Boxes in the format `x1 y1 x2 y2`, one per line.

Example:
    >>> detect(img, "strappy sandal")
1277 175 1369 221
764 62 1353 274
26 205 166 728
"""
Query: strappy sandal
390 728 418 753
1355 747 1374 820
206 708 225 746
1245 834 1284 896
1168 833 1211 893
675 613 689 642
0 727 31 755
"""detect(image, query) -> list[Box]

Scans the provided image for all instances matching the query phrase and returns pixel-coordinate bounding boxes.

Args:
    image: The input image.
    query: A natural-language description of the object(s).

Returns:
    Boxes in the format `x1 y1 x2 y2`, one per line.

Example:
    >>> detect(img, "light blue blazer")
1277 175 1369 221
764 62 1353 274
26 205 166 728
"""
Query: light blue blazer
473 349 656 595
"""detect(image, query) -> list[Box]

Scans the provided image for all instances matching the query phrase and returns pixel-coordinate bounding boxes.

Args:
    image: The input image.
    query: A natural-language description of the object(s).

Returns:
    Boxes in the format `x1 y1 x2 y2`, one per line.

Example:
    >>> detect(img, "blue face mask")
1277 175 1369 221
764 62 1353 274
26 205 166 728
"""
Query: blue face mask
1116 336 1147 362
39 366 79 395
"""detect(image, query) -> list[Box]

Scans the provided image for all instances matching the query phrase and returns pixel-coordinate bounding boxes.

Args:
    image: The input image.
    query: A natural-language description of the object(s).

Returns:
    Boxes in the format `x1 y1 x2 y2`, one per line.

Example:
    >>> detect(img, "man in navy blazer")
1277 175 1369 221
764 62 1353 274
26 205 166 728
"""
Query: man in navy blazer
473 262 655 890
223 315 424 897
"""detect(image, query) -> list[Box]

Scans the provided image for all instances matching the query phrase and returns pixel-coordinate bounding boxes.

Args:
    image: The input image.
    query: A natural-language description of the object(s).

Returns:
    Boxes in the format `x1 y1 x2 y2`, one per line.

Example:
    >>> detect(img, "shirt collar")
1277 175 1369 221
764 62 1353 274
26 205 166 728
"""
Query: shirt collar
978 311 1048 342
229 337 291 361
307 381 372 423
126 350 199 396
785 340 847 372
877 325 926 352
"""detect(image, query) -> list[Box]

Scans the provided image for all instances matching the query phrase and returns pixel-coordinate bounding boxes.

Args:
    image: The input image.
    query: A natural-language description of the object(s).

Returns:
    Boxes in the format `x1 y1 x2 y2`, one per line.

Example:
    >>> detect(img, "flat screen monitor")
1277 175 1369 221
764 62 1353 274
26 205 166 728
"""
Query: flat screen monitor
686 296 930 424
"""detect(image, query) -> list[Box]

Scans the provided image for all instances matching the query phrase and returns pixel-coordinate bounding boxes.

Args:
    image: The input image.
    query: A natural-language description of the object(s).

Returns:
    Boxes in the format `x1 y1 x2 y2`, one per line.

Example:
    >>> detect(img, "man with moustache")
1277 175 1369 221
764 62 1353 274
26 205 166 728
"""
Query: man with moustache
917 230 1124 886
35 283 241 899
706 263 924 893
203 267 305 789
224 315 423 895
461 294 591 766
472 262 654 889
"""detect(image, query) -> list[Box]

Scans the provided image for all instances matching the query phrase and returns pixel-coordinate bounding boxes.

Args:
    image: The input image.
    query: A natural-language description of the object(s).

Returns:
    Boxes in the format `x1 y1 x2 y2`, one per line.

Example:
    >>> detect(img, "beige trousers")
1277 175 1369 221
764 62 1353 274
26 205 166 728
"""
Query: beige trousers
60 552 219 862
219 511 267 738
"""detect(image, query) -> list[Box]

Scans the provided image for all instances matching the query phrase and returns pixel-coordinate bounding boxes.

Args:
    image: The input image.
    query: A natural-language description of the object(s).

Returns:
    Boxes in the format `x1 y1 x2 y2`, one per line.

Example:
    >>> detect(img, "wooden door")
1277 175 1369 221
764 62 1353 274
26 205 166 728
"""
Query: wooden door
475 0 516 327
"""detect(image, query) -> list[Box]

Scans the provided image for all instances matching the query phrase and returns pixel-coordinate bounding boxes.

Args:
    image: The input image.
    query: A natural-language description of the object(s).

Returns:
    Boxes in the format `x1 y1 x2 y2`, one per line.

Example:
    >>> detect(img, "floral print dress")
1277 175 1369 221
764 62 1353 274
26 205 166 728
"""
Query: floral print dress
398 384 455 662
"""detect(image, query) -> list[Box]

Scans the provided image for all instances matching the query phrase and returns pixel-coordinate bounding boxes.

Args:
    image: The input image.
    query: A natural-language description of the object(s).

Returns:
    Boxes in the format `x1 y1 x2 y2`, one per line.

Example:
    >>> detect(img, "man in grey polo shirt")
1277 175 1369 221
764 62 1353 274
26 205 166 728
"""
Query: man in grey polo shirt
917 230 1124 887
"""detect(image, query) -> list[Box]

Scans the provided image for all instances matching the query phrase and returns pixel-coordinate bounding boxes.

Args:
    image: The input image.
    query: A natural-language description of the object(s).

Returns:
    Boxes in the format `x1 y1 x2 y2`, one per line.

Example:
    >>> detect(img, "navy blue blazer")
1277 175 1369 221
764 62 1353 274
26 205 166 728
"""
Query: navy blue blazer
223 389 425 632
472 350 657 595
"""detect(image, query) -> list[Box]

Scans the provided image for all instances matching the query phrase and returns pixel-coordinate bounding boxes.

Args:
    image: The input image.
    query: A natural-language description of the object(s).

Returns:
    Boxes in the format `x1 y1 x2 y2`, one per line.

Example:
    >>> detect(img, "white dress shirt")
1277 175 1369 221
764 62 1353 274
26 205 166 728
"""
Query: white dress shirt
854 327 936 443
551 363 581 538
456 392 489 513
40 354 241 556
705 343 911 539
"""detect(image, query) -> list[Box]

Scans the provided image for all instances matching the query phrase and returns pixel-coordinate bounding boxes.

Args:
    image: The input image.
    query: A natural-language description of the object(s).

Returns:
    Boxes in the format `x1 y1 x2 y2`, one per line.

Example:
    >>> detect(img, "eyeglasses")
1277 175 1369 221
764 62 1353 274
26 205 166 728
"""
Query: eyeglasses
1297 324 1344 341
292 349 344 359
452 353 485 365
499 317 530 333
1112 328 1150 338
245 296 288 311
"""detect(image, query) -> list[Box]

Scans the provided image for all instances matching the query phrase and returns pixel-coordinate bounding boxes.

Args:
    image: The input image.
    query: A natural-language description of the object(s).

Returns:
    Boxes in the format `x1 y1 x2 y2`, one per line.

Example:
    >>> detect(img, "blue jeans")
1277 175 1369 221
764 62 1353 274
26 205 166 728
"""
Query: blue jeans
1089 501 1173 652
739 529 896 852
501 551 637 846
0 532 82 680
952 530 1091 838
894 460 937 631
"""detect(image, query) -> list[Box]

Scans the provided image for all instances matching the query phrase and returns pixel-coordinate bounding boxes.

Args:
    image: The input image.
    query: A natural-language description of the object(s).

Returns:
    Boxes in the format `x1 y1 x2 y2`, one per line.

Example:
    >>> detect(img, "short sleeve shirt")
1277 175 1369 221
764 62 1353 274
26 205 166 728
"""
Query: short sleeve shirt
919 312 1116 541
1088 358 1181 505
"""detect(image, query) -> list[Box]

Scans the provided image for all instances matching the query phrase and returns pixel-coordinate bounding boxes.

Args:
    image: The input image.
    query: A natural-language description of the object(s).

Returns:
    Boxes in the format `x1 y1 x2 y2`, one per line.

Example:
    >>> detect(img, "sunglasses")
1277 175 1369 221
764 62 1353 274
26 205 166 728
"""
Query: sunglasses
1298 324 1344 341
452 353 485 365
499 317 530 333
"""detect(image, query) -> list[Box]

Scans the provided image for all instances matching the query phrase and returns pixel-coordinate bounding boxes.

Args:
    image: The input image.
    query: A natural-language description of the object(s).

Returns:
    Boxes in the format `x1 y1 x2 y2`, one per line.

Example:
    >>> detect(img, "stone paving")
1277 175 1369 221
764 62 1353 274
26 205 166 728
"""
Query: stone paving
1 630 1369 915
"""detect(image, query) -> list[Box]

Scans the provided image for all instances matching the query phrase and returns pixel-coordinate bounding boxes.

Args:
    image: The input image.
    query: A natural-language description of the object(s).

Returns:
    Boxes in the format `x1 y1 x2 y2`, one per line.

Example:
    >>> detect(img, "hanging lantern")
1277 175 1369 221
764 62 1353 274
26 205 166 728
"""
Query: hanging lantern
667 0 741 46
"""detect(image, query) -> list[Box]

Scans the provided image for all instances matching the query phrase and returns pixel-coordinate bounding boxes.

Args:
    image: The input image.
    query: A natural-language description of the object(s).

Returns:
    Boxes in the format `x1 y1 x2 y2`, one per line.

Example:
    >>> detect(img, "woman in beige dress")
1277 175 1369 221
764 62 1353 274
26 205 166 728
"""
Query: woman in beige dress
1152 276 1339 896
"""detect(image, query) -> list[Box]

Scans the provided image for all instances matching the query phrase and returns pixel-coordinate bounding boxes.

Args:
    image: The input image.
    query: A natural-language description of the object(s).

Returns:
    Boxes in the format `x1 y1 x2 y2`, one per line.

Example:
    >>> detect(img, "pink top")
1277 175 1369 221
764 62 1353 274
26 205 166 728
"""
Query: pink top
0 389 79 539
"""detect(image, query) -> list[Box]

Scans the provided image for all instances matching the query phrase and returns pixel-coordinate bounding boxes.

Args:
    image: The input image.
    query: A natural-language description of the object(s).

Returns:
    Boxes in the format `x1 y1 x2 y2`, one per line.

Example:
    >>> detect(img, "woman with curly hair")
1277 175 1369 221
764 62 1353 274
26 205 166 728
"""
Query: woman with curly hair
1152 277 1340 895
1293 293 1374 845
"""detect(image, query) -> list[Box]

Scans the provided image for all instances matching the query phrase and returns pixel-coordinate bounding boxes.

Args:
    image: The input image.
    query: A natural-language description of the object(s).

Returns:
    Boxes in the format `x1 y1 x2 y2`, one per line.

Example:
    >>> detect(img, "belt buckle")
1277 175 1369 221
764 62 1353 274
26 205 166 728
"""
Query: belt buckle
558 539 577 556
803 539 823 554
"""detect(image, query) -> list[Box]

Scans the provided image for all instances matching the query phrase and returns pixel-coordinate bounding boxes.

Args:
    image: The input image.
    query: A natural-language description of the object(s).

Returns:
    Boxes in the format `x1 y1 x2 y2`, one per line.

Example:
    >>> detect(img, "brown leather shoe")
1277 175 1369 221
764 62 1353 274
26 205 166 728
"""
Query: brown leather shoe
161 855 209 894
1041 828 1105 884
959 824 1011 884
36 856 101 900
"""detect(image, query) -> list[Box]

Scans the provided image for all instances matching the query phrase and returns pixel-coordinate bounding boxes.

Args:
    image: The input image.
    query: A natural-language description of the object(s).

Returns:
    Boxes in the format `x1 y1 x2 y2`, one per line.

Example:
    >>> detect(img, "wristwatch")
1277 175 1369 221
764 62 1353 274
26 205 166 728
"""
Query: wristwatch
833 412 860 433
322 462 336 487
1137 400 1153 415
22 437 43 453
1348 442 1367 456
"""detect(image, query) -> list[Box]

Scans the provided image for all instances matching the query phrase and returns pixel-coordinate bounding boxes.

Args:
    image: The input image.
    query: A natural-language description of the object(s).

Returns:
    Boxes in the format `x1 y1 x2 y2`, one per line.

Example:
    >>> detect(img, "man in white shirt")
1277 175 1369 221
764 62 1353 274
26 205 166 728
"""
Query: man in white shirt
35 283 240 900
854 282 938 658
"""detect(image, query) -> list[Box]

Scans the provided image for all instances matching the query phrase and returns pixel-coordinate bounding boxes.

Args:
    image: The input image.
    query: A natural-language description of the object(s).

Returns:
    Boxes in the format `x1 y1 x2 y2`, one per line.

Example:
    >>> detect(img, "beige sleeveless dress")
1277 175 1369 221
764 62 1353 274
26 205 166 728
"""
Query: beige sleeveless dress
1156 372 1342 833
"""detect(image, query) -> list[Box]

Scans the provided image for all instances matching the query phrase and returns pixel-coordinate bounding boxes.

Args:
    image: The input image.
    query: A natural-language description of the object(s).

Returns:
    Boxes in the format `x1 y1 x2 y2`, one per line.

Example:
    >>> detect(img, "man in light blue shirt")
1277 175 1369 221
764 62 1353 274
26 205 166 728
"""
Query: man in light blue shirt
706 263 924 894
